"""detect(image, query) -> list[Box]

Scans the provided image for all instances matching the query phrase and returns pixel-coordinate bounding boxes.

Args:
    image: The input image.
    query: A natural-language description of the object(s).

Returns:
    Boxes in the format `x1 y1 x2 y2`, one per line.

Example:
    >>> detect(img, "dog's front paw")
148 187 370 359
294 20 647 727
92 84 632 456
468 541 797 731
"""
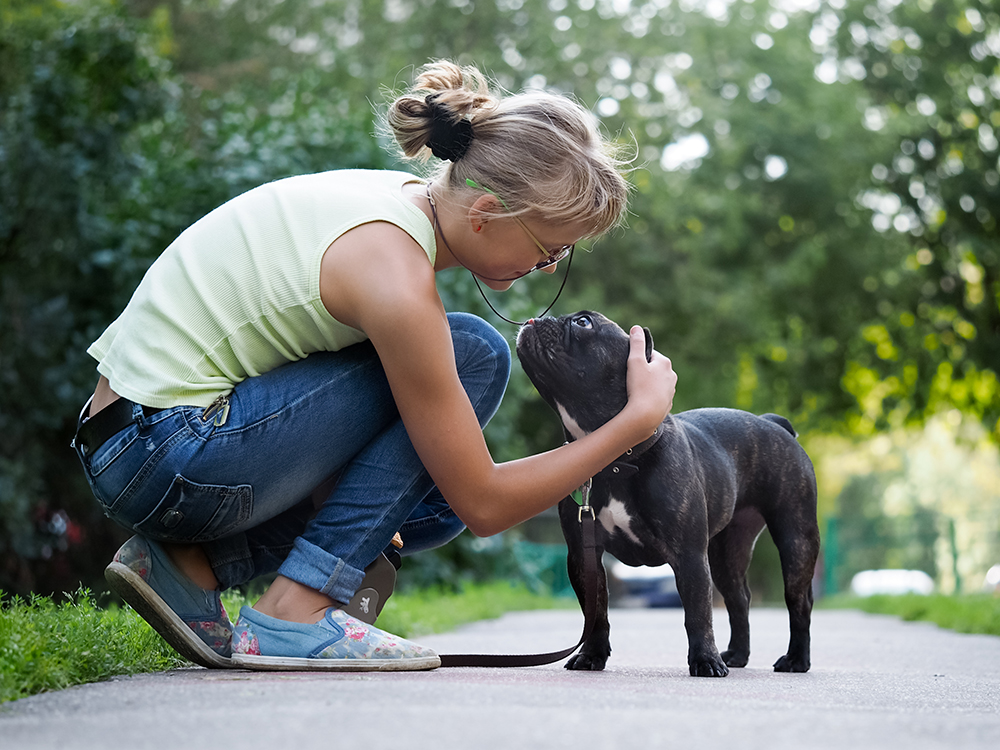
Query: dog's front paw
565 651 608 671
689 653 730 678
773 653 810 673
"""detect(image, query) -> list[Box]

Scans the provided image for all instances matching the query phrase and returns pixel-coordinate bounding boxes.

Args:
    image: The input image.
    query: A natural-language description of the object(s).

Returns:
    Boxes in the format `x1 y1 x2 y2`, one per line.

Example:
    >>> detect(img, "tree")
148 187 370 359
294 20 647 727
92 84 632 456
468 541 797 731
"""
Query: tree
824 0 1000 434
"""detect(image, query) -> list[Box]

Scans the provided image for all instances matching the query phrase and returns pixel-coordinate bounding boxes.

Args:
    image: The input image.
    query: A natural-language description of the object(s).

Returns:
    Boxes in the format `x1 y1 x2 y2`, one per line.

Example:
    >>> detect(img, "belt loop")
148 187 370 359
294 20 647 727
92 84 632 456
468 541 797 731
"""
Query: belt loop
71 395 95 452
132 400 149 430
77 395 94 427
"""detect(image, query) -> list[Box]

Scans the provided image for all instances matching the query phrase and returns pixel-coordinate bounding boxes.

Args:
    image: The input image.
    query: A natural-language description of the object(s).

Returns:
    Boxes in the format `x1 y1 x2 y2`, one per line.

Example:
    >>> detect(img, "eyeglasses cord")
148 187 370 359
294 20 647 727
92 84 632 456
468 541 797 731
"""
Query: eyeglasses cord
426 183 573 326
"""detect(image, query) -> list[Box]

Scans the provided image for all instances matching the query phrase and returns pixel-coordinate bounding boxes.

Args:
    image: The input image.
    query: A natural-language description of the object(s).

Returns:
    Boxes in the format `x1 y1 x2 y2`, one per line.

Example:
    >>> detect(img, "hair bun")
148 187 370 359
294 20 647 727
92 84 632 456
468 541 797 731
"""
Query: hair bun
425 94 474 162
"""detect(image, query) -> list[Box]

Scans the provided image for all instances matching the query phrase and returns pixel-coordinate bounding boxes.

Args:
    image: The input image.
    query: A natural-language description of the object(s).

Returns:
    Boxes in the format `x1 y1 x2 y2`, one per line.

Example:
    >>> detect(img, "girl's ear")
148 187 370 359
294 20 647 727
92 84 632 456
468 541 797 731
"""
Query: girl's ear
468 194 505 228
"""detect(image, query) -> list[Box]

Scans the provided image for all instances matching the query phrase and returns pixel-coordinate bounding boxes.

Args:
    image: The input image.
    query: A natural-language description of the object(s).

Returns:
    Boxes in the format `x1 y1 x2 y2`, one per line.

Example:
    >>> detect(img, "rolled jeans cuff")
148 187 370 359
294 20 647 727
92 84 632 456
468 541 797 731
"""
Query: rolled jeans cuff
202 532 254 591
277 537 365 604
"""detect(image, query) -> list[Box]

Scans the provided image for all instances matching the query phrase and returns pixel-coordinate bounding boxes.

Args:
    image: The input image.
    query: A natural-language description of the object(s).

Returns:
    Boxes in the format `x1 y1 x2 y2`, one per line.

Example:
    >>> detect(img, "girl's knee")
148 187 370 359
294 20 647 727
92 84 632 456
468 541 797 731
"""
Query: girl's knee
447 313 511 421
448 313 511 379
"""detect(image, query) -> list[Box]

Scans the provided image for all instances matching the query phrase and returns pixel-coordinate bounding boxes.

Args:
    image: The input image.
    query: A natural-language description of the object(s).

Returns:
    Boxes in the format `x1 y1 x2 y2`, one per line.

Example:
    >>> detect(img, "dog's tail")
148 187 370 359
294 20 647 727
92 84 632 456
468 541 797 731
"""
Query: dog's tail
761 413 797 438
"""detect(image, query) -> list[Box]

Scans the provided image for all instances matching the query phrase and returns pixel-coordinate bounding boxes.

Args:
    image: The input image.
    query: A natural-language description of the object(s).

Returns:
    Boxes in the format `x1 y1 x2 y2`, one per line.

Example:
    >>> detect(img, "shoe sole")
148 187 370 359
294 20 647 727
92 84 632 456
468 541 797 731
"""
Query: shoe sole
105 561 234 670
230 653 441 672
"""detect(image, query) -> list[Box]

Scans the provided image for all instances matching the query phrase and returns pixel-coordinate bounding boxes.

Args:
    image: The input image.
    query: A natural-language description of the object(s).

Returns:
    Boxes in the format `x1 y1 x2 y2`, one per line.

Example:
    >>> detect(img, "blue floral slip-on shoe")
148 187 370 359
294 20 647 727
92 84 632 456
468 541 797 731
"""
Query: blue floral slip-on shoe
230 606 441 672
105 536 234 669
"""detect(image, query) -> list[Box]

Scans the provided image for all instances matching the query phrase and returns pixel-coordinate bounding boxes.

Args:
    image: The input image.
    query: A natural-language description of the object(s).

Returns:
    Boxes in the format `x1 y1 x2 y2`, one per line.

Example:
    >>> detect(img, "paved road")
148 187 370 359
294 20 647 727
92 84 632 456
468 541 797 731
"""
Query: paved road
2 607 998 749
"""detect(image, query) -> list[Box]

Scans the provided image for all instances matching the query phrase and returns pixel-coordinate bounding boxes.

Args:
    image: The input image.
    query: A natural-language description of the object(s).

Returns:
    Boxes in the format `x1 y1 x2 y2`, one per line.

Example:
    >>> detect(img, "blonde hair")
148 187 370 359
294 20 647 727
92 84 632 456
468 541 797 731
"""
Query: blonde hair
386 60 631 238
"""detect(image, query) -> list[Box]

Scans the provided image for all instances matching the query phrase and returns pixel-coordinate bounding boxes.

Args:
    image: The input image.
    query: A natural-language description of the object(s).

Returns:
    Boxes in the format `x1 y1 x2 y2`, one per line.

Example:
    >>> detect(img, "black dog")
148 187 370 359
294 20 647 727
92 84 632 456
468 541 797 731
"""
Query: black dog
516 311 820 677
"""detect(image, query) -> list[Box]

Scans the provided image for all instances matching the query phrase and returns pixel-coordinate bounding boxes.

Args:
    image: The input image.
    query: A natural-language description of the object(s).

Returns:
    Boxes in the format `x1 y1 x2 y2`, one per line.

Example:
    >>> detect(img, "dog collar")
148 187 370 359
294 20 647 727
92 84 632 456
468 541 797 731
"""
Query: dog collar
594 423 666 480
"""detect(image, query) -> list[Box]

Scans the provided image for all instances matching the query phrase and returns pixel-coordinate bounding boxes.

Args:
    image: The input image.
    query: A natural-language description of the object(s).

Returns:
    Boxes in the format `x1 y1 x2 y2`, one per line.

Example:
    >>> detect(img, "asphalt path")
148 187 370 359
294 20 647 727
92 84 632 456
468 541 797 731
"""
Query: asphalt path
2 607 998 749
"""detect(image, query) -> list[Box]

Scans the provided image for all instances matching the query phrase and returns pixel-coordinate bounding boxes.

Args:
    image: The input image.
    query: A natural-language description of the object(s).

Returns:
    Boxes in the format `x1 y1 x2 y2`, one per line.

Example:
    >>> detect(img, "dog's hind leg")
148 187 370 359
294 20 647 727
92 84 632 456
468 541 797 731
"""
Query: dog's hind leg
558 496 612 671
766 489 820 673
709 508 766 668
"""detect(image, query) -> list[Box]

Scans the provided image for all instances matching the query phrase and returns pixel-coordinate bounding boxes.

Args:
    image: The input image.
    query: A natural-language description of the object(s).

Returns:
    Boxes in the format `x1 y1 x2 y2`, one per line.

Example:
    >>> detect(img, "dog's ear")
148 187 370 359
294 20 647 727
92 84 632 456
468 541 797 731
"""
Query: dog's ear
643 327 653 363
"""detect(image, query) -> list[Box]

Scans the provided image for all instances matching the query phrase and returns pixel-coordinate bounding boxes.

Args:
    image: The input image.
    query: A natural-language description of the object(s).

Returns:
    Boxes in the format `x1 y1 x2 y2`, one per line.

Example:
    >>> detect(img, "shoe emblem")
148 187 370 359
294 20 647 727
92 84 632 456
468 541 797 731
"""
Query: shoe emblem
343 587 379 624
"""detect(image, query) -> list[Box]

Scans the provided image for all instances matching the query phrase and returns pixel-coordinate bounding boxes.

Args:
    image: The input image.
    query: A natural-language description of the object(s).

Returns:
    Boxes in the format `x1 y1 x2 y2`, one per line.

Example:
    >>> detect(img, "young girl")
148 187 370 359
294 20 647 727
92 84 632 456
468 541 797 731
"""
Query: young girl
72 60 676 671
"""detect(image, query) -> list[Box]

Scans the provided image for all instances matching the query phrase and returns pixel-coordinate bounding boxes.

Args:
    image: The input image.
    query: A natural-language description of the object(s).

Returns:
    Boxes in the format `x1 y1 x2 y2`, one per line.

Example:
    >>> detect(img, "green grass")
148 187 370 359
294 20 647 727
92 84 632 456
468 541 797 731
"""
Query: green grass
374 581 573 638
820 592 1000 637
0 589 185 705
0 582 570 705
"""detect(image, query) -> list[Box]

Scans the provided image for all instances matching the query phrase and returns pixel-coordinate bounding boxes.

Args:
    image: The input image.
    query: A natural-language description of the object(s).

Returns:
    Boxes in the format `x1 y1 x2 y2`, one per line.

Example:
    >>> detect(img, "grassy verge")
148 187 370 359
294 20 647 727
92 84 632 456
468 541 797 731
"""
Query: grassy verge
0 590 185 705
0 582 570 705
820 592 1000 637
373 581 573 638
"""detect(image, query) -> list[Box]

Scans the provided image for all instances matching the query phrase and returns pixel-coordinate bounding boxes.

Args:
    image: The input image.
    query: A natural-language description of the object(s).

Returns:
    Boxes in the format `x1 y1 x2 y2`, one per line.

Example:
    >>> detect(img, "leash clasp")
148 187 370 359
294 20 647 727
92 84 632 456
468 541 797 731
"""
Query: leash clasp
577 478 594 523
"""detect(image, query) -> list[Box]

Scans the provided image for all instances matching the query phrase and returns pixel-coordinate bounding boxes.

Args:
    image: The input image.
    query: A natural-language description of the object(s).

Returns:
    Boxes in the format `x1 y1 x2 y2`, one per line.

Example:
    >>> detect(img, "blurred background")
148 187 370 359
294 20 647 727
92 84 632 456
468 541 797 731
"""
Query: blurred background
1 0 998 605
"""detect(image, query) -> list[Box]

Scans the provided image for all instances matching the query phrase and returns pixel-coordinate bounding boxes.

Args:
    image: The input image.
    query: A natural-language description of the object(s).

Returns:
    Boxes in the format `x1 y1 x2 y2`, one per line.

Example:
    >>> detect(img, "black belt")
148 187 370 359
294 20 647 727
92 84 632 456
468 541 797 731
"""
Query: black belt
75 398 163 457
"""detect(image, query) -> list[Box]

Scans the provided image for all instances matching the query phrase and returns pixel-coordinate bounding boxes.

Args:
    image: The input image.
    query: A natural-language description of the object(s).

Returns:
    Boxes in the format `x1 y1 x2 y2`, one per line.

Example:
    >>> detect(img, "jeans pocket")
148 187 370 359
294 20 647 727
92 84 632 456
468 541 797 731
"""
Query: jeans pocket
133 474 254 543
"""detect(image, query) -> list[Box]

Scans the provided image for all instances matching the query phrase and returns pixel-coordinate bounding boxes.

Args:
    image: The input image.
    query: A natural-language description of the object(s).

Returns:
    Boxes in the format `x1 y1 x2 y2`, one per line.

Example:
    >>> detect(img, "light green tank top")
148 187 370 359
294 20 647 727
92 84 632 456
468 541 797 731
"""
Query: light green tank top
88 170 435 408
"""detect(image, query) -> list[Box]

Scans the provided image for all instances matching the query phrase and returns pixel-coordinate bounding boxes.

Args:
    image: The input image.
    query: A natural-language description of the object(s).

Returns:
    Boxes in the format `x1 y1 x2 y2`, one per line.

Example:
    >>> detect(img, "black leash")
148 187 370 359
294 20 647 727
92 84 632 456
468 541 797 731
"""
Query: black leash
438 486 599 668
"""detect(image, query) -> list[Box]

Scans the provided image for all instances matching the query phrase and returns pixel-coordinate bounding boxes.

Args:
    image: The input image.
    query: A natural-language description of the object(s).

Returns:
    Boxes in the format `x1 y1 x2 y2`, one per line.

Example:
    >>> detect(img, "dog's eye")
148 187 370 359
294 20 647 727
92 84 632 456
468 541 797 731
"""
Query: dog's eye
573 315 593 329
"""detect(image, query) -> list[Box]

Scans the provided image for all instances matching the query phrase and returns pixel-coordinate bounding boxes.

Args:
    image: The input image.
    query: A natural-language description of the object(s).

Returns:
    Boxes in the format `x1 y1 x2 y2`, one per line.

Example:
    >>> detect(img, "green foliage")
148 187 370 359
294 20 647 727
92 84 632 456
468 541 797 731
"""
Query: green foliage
0 587 184 704
826 0 1000 436
824 592 1000 637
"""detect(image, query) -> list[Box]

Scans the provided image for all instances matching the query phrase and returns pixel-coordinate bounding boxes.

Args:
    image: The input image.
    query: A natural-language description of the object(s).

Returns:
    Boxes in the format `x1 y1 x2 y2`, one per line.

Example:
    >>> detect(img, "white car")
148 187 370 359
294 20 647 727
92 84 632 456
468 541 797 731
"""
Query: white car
850 569 934 597
984 564 1000 592
607 559 682 608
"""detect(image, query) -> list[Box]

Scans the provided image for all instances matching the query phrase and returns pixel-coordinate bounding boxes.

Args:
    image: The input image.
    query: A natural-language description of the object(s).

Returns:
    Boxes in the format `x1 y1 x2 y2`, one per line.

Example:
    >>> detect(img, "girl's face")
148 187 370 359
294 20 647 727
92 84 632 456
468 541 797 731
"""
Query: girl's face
469 214 586 292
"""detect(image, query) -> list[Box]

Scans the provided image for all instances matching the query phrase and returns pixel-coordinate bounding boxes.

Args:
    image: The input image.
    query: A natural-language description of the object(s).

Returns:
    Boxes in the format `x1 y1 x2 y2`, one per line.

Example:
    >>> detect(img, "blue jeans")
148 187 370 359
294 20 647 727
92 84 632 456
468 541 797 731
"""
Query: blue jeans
75 313 511 604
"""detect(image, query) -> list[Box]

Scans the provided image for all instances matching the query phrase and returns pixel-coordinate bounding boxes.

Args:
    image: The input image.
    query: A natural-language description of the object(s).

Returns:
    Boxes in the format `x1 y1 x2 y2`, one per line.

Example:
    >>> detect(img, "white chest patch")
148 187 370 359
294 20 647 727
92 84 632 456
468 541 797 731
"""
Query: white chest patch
598 496 641 545
556 402 589 441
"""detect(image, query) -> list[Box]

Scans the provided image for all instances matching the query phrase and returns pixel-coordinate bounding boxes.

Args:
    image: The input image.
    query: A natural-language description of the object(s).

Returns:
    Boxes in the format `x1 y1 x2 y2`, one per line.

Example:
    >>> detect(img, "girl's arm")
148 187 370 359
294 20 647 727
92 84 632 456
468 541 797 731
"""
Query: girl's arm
321 223 676 536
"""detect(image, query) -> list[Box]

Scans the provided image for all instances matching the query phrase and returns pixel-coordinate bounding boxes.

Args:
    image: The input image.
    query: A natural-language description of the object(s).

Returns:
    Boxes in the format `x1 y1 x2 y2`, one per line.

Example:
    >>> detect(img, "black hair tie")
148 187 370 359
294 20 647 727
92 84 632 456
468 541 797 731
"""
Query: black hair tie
425 94 474 162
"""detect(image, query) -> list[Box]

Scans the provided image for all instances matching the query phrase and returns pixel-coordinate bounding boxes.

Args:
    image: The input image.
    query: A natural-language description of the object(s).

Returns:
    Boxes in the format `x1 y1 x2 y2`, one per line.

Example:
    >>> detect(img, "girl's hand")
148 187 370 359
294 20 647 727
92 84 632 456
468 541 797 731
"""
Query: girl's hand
625 325 677 438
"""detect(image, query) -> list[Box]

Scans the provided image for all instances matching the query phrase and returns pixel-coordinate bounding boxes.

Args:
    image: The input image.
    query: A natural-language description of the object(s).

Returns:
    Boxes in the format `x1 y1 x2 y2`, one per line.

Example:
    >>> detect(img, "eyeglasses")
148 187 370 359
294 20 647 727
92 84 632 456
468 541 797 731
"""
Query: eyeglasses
465 179 574 272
